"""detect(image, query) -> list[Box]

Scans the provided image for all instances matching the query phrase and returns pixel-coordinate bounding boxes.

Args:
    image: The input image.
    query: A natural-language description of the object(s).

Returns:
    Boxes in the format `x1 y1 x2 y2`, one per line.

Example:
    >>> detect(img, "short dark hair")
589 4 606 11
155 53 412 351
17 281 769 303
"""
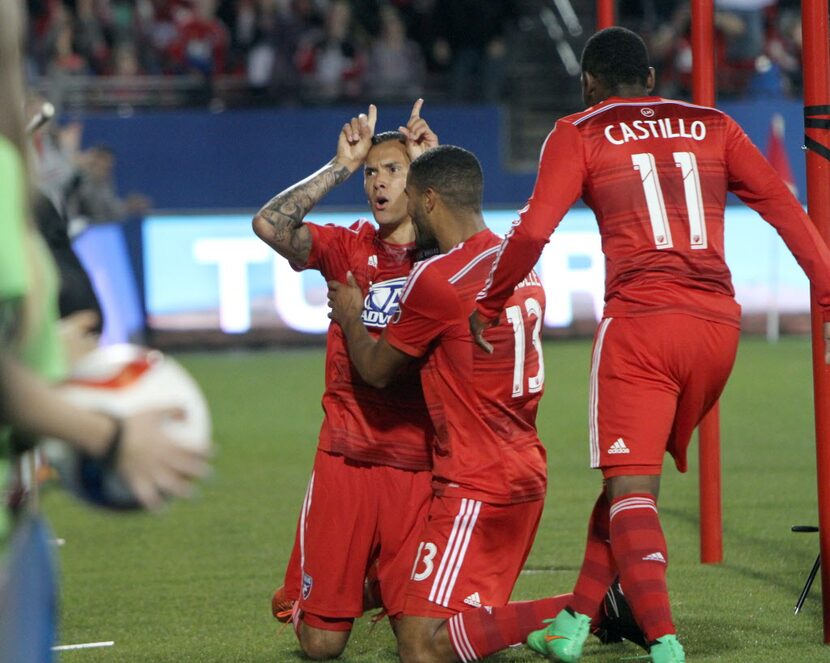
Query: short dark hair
408 145 483 212
581 27 650 90
372 130 406 146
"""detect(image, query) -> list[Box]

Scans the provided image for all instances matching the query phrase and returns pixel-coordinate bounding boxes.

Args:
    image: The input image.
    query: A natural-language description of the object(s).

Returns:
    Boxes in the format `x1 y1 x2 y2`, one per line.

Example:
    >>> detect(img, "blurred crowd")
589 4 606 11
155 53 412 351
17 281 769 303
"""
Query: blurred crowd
26 0 807 107
619 0 804 98
26 0 518 103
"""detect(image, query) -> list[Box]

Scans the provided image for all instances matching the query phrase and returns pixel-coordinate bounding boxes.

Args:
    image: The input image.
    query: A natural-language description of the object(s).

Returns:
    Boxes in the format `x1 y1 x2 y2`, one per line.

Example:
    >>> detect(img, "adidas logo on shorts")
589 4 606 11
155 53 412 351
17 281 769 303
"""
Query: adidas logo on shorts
643 552 666 563
463 592 482 608
608 438 630 454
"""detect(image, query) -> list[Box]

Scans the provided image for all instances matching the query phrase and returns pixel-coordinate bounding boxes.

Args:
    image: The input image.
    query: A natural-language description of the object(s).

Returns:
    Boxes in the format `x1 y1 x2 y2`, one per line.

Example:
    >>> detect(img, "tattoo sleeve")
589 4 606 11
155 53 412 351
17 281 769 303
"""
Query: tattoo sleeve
252 158 352 264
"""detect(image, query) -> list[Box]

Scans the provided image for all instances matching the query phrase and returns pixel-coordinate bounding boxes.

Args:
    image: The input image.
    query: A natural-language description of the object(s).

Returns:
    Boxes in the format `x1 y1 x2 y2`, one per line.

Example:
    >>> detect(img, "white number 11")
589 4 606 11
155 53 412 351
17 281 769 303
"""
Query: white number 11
631 151 708 250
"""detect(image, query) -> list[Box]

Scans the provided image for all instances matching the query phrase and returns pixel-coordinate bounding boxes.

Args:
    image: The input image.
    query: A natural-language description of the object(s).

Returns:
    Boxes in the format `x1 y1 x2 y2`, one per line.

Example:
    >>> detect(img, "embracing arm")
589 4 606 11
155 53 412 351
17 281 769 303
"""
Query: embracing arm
338 312 411 389
327 273 412 388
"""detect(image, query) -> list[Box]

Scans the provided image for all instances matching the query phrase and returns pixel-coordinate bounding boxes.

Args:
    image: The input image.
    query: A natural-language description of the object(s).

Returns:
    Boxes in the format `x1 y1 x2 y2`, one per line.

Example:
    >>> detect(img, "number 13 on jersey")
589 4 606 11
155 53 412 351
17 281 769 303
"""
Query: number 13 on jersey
506 296 544 398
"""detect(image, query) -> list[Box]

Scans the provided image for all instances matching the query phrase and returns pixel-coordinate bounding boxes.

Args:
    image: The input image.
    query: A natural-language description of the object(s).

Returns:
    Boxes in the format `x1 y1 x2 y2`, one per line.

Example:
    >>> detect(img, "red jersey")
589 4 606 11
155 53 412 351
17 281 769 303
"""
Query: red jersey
300 219 434 471
477 96 830 327
385 230 547 505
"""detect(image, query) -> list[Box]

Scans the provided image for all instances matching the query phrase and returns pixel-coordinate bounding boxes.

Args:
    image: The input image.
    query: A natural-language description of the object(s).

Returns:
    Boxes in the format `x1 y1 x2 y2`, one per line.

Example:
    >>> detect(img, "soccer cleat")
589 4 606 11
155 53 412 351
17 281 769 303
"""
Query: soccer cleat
271 585 295 623
592 580 648 650
648 634 685 663
526 608 591 662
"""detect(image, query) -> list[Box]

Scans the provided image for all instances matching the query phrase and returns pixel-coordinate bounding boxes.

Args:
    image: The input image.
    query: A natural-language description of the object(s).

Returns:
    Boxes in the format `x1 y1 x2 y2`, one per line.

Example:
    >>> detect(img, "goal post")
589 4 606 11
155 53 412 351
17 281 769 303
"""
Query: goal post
801 0 830 643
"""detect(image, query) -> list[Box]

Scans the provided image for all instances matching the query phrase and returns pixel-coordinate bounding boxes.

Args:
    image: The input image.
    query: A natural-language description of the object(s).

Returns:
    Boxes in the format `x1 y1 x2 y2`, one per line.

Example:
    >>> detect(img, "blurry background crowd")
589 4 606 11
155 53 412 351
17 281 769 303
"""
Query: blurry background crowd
26 0 806 110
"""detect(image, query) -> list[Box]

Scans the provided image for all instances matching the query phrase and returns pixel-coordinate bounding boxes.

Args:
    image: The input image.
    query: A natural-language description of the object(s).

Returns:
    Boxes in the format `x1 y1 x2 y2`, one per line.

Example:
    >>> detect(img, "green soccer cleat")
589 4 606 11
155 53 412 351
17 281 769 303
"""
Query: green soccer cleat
526 608 592 662
649 634 686 663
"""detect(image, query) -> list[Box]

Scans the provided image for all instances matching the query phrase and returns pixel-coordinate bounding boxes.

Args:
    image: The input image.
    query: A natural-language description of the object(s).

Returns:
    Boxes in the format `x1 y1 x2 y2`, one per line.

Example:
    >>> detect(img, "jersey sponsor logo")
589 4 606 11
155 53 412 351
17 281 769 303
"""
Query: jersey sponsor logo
361 277 407 328
368 254 378 268
640 107 655 117
643 551 667 563
463 592 482 608
302 572 313 599
604 118 706 145
608 438 630 454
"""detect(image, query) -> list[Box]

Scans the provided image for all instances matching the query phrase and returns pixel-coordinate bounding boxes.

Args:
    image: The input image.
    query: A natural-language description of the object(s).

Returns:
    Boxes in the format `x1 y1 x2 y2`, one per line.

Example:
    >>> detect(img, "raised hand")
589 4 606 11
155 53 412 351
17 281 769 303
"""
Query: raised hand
399 98 439 161
336 104 378 173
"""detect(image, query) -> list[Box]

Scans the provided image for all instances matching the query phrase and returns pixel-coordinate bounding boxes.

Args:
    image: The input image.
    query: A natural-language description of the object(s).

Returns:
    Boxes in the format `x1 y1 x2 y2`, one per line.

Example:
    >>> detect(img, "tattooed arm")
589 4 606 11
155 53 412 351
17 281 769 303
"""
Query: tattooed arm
252 105 378 265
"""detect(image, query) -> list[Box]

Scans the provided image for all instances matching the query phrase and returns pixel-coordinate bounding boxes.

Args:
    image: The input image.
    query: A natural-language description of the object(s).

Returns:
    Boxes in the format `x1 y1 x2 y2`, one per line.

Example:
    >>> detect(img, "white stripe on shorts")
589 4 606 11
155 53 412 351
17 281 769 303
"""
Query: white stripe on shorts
589 318 613 468
428 498 482 607
299 471 315 570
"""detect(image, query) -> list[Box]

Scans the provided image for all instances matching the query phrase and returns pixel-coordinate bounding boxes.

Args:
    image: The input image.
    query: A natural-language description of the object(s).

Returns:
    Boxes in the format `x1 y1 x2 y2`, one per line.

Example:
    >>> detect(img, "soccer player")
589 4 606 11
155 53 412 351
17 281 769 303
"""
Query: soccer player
328 145 557 662
252 101 439 659
471 27 830 663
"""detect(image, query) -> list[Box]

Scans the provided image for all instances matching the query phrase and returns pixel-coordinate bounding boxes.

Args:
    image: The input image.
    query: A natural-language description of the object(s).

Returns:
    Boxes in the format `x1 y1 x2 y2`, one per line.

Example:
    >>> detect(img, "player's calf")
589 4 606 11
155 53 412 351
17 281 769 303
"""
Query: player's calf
397 615 456 663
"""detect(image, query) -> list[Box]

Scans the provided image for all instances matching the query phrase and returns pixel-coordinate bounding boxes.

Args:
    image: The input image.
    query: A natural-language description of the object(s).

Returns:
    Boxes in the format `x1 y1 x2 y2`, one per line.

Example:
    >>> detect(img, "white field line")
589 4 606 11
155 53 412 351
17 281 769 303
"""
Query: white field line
52 641 114 652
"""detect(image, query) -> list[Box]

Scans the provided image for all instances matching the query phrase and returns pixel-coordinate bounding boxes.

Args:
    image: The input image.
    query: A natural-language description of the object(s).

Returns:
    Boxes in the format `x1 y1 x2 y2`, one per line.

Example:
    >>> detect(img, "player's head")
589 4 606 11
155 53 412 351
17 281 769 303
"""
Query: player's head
406 145 483 249
364 131 411 228
580 27 655 106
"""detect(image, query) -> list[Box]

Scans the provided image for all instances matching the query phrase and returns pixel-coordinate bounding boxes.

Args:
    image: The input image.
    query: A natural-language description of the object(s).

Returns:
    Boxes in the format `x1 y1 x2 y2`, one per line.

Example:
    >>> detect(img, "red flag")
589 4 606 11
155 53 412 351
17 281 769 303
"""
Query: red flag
765 113 797 196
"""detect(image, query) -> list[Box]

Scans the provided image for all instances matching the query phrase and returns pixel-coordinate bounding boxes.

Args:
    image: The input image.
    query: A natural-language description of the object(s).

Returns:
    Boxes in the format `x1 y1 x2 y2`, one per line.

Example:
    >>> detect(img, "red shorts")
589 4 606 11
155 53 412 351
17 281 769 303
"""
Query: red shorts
283 449 432 622
589 314 739 477
403 495 544 619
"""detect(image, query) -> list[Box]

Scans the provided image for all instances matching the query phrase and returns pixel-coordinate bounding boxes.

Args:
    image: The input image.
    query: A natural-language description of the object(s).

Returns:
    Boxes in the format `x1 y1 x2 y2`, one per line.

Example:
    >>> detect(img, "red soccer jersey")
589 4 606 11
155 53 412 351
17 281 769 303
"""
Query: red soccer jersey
385 230 547 505
300 219 434 471
477 96 830 326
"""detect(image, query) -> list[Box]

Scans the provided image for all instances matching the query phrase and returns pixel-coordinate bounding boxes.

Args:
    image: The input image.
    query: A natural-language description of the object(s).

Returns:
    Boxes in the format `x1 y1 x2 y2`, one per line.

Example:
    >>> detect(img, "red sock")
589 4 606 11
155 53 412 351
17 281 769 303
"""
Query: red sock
568 491 617 619
609 493 674 642
447 595 571 661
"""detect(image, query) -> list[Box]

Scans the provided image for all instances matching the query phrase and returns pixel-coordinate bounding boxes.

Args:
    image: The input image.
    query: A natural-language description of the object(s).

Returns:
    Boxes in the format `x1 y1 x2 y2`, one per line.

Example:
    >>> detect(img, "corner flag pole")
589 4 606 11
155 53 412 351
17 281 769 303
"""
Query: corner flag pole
596 0 615 29
690 0 723 566
801 0 830 642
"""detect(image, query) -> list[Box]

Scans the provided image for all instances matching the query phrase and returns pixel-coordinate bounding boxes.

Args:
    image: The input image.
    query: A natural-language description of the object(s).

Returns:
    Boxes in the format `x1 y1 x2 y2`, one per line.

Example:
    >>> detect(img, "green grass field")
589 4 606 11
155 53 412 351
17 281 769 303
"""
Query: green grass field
45 336 828 662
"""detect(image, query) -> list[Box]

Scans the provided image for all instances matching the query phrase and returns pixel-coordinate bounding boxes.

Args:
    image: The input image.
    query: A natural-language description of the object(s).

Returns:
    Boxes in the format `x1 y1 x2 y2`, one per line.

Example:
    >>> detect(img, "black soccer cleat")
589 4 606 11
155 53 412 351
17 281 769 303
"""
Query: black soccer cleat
592 579 648 651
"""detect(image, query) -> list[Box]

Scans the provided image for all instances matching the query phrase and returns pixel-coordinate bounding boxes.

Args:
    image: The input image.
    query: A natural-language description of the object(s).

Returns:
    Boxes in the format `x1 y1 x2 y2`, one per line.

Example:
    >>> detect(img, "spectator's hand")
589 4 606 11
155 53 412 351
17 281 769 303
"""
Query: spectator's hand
59 310 100 366
117 407 213 510
336 104 377 173
399 98 439 161
469 309 497 354
327 271 364 327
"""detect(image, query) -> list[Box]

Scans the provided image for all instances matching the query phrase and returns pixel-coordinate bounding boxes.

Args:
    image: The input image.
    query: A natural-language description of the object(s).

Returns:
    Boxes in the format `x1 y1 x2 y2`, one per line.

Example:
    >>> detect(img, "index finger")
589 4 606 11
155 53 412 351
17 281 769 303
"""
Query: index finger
409 98 424 121
367 104 377 133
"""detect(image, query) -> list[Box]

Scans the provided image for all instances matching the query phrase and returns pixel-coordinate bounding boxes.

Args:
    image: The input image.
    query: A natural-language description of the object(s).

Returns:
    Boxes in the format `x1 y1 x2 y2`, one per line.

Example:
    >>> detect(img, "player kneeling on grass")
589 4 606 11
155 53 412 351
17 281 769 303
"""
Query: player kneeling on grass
328 146 645 662
253 101 441 659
